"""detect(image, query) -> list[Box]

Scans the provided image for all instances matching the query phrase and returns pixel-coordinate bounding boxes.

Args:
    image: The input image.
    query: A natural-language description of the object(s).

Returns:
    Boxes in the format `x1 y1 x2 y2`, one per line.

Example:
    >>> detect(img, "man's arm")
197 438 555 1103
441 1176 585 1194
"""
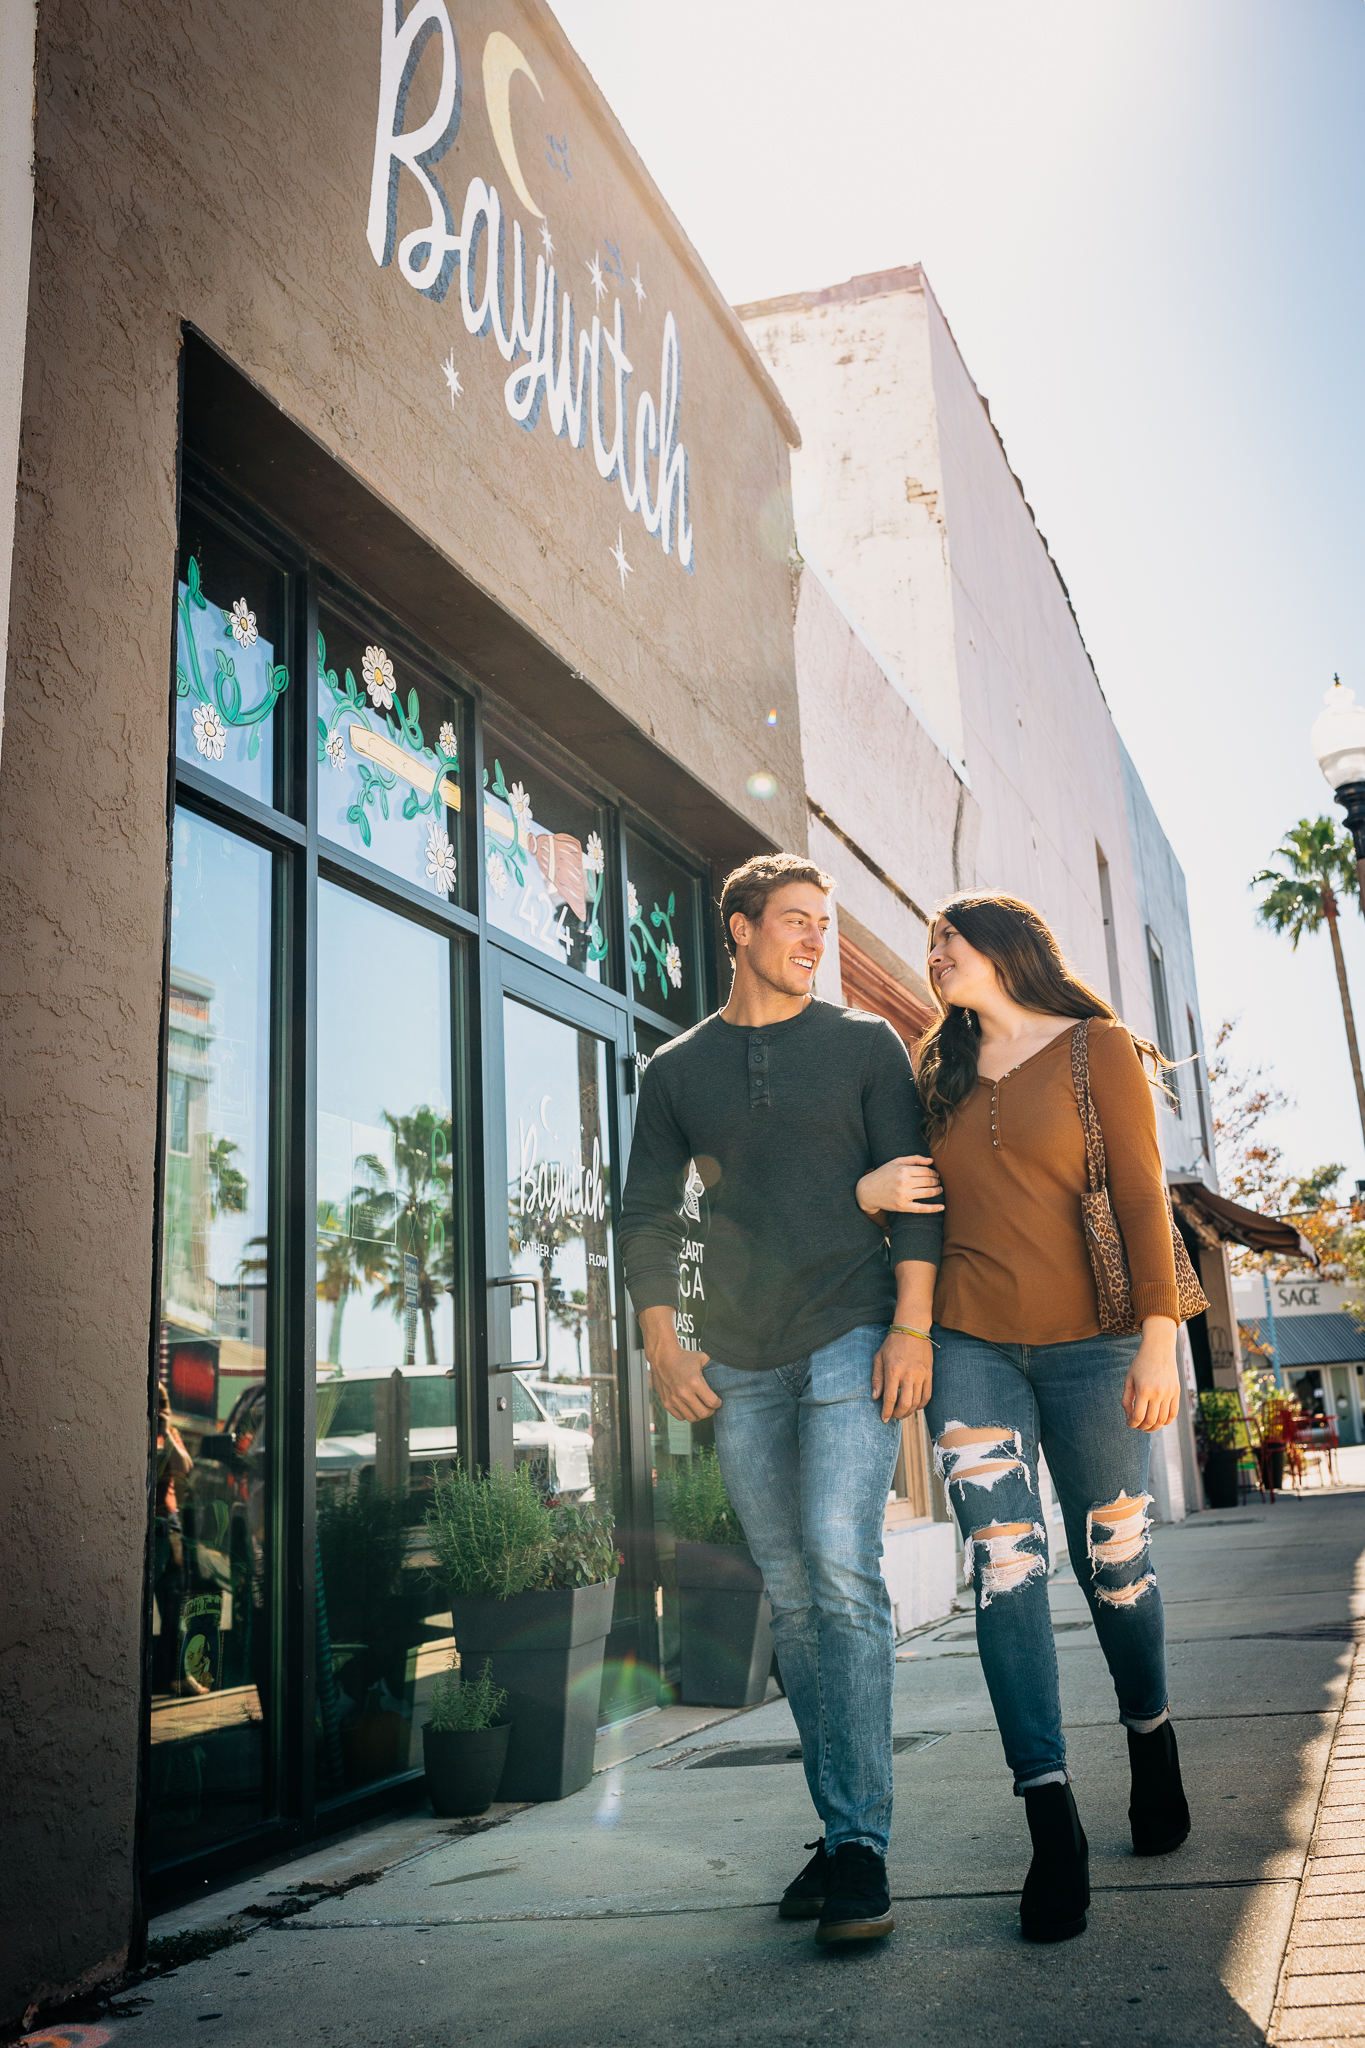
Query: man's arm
862 1024 944 1272
872 1261 937 1422
619 1061 720 1423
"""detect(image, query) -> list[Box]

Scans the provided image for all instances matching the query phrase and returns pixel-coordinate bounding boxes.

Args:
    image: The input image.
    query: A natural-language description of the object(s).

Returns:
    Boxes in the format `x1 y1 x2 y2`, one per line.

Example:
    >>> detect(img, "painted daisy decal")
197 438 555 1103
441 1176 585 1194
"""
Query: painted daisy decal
325 730 346 770
230 598 258 650
426 821 456 897
438 721 457 758
363 645 396 710
485 851 508 899
584 831 605 875
626 881 640 923
665 941 683 989
193 702 227 761
508 781 532 829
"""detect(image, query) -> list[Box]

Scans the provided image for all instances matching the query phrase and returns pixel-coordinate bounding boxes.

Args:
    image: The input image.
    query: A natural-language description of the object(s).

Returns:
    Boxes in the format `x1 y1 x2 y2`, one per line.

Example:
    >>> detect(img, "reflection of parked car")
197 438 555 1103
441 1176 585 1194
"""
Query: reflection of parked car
313 1367 591 1499
510 1374 591 1495
177 1382 267 1691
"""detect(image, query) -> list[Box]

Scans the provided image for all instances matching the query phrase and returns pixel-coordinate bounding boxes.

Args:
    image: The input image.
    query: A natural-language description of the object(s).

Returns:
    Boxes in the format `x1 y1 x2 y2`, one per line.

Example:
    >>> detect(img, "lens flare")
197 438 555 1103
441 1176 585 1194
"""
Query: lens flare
746 772 777 801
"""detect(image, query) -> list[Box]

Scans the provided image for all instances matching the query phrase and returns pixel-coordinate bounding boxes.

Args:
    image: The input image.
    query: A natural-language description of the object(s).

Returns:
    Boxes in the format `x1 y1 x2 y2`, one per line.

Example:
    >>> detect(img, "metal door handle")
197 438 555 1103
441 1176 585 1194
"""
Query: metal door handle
488 1273 547 1373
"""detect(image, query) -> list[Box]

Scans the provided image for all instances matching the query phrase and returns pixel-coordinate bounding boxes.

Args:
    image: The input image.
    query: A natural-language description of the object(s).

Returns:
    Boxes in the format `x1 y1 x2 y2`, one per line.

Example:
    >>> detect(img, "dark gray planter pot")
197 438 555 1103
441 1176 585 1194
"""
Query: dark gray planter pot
1203 1446 1240 1509
447 1578 616 1802
675 1540 774 1707
422 1720 512 1818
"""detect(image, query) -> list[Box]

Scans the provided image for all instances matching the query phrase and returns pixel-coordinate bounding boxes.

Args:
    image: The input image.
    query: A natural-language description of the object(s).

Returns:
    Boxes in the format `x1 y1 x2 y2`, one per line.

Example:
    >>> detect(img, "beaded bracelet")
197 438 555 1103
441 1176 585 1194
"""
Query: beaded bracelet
889 1324 937 1345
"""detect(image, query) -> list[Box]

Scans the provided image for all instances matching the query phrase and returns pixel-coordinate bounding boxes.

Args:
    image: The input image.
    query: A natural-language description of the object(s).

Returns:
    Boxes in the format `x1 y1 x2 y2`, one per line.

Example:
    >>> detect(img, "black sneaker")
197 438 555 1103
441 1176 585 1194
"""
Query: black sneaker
778 1838 828 1920
814 1843 894 1943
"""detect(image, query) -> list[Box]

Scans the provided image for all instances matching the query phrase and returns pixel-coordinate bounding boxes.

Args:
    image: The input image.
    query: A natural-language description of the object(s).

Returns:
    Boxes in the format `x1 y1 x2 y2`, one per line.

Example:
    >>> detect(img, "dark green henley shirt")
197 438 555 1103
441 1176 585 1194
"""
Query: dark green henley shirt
619 1000 942 1371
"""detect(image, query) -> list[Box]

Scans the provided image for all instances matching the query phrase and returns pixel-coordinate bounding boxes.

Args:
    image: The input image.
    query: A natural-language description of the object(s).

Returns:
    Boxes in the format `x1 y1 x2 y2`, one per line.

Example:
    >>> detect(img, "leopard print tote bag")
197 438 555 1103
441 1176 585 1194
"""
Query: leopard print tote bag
1070 1018 1208 1335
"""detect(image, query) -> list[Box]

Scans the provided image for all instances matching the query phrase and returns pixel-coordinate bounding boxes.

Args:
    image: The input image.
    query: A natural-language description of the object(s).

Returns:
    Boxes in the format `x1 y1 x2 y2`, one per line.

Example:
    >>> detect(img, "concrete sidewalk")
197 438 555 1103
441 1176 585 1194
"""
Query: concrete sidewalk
105 1484 1365 2048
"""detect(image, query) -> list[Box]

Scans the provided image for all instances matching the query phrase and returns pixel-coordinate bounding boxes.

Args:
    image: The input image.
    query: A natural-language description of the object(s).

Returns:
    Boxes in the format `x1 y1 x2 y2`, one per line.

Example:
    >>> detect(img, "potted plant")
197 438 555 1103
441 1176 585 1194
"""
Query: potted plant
422 1656 512 1818
426 1464 617 1803
1198 1391 1244 1508
669 1448 774 1708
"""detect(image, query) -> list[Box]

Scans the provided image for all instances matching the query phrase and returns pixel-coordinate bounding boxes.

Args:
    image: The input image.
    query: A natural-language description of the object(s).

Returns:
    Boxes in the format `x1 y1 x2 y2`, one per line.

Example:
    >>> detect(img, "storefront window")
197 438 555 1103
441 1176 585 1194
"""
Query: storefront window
317 606 464 903
151 809 274 1860
502 997 620 1512
624 828 703 1027
176 512 290 810
314 882 459 1798
483 737 609 981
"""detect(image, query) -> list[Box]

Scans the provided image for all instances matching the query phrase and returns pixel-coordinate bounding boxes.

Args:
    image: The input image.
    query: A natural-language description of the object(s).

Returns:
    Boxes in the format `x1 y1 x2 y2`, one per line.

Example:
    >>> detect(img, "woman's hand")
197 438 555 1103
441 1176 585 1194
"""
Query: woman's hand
1122 1316 1182 1432
856 1155 944 1218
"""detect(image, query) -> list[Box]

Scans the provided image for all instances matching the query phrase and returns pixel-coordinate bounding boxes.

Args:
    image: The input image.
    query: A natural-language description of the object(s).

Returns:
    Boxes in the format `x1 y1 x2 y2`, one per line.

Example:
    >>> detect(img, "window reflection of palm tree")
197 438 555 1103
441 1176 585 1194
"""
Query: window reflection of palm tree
361 1108 454 1365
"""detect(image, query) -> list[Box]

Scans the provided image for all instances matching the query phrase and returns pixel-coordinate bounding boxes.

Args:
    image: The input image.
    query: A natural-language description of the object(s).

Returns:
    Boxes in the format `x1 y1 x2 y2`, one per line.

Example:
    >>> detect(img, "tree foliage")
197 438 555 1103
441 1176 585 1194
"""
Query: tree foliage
1251 815 1357 947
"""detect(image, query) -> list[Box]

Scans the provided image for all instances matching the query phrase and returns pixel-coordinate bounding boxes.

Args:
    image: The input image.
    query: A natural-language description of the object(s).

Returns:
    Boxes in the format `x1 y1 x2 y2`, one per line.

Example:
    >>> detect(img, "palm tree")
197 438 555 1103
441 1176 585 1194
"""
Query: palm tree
1253 816 1365 1145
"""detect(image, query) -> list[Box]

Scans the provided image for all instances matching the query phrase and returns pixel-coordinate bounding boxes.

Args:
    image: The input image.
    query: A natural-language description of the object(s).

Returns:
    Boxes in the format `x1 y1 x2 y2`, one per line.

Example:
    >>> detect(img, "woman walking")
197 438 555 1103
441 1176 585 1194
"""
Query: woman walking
858 891 1194 1943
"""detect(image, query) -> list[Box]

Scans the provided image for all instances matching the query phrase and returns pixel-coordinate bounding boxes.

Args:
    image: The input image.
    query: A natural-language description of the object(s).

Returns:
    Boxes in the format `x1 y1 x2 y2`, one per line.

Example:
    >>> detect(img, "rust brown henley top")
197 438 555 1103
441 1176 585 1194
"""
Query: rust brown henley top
929 1019 1179 1345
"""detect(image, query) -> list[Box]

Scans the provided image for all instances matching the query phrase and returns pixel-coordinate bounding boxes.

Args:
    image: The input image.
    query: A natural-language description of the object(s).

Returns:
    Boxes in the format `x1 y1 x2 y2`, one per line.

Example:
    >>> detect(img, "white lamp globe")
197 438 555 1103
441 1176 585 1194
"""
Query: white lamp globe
1311 678 1365 792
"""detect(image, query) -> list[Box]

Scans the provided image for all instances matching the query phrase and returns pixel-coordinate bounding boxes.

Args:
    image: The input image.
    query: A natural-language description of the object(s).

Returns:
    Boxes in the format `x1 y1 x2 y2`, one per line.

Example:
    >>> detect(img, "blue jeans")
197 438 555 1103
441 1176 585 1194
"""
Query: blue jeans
702 1324 900 1855
925 1325 1171 1792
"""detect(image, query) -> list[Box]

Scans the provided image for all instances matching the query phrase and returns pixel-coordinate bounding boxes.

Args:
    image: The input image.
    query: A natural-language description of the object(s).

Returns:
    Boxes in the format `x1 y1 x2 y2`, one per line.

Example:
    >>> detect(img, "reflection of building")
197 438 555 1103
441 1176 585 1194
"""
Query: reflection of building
1235 1272 1365 1445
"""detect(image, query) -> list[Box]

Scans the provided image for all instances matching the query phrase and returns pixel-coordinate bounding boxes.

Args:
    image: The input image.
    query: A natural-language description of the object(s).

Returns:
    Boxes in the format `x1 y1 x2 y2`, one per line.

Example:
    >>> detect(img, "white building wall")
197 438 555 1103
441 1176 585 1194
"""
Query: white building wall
740 268 1161 1056
0 0 37 778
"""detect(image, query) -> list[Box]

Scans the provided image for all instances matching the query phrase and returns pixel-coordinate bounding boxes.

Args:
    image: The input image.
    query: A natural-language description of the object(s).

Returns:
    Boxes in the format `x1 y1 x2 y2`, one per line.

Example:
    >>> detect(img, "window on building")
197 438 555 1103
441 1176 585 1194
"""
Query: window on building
1095 846 1123 1013
1188 1008 1211 1160
1147 928 1181 1117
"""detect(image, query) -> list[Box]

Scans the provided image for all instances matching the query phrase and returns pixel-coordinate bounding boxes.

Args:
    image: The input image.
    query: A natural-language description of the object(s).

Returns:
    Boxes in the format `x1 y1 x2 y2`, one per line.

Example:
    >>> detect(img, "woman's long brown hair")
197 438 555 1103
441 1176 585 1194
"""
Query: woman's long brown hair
917 891 1168 1139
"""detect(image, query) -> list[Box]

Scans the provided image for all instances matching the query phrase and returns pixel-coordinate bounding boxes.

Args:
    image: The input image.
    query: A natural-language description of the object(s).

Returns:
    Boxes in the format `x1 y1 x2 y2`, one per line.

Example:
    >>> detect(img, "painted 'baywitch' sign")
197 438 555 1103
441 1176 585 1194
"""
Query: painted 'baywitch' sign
367 3 694 573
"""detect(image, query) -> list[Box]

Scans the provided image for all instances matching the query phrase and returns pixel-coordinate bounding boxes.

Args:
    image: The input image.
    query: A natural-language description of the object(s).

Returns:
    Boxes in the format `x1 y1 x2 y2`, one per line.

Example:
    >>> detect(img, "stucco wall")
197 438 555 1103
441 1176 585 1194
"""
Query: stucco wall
0 0 803 2018
794 561 979 995
742 269 1161 1050
918 281 1156 1046
740 277 965 765
0 0 36 767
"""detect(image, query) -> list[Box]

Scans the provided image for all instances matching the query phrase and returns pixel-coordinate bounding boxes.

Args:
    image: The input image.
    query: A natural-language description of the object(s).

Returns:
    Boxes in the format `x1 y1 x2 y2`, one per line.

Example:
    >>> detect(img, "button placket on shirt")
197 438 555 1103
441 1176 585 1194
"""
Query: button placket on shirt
748 1033 770 1111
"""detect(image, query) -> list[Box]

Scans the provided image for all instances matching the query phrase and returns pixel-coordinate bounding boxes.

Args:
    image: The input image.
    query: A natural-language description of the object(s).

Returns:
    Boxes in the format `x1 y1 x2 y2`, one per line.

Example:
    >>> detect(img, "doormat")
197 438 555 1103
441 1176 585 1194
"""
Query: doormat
682 1732 949 1770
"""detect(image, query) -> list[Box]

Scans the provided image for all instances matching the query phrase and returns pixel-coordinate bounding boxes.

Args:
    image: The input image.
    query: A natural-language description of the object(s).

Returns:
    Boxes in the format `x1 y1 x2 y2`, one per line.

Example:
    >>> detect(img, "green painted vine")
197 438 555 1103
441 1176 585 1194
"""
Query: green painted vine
176 555 289 761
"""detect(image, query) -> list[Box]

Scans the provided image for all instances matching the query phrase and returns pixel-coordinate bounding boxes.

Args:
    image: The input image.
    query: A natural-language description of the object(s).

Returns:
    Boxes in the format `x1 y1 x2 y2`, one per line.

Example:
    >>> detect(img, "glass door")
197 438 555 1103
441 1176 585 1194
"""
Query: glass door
312 880 467 1801
486 950 655 1722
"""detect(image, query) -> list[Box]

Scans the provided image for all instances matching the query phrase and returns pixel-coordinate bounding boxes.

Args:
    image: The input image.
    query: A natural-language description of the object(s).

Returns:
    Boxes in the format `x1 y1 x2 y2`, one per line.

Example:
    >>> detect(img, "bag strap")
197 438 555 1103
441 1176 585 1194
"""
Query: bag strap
1070 1018 1108 1197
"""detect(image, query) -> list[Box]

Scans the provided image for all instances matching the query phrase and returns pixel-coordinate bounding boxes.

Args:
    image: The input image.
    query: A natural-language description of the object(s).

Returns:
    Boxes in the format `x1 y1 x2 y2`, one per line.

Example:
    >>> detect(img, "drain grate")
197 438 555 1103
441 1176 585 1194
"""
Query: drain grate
684 1732 948 1770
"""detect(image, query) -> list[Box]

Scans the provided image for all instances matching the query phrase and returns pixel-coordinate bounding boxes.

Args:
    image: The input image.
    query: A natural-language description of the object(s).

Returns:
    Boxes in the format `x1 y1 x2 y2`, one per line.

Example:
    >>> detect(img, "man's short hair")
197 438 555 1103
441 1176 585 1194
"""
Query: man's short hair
718 853 835 957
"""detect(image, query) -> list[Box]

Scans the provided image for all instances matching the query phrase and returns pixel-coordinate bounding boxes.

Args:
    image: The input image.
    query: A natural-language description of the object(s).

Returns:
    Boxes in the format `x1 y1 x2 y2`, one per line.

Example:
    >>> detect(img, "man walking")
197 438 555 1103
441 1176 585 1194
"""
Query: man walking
620 854 942 1942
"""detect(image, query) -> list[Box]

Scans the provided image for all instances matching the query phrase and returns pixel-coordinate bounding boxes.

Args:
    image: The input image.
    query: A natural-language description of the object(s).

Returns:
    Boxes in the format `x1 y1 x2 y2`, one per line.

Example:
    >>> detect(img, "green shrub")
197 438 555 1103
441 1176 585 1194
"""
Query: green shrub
542 1497 620 1589
1198 1389 1245 1449
667 1447 746 1546
426 1463 552 1599
427 1656 507 1733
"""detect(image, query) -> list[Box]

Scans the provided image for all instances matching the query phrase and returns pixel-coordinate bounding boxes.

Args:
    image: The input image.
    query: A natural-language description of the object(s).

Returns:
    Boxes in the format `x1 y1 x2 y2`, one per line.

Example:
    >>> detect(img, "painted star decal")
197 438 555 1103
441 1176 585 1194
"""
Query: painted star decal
586 251 607 307
441 351 462 407
632 263 646 310
609 527 633 592
539 218 555 263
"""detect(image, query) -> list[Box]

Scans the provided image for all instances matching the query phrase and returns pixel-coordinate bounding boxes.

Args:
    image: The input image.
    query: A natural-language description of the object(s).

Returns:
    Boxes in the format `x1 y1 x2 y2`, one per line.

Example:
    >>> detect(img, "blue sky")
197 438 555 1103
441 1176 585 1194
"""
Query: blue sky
552 0 1365 1193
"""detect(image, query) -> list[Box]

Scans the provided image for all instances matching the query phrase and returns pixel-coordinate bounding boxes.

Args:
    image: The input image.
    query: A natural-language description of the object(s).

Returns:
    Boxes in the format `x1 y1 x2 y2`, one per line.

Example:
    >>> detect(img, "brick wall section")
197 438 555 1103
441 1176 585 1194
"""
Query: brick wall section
1270 1645 1365 2043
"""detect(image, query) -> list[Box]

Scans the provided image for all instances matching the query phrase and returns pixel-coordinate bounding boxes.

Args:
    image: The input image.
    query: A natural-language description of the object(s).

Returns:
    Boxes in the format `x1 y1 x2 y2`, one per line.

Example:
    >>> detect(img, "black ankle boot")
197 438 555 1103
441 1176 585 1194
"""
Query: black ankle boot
1019 1783 1089 1942
1128 1720 1191 1856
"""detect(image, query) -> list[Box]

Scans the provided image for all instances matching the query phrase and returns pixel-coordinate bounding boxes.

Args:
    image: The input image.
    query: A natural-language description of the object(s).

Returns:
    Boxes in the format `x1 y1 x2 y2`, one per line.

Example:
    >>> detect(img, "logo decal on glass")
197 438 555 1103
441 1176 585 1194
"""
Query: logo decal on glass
628 883 683 999
318 630 460 895
483 759 607 969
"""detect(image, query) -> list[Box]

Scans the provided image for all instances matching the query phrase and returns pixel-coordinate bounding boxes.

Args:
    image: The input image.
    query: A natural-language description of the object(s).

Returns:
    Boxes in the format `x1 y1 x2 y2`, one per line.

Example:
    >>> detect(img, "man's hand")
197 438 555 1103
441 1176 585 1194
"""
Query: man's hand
872 1328 934 1422
1123 1316 1182 1432
856 1156 944 1218
639 1306 718 1423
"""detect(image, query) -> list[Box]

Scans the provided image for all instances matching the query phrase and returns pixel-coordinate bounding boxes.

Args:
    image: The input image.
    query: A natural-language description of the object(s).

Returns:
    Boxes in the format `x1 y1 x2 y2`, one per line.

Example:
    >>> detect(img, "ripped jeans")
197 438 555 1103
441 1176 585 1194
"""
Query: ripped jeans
926 1324 1169 1792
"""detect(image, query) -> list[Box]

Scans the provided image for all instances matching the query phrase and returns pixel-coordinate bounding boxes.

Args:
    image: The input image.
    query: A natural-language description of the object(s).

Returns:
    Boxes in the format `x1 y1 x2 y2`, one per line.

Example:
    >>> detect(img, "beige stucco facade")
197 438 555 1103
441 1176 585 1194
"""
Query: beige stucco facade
0 0 805 2020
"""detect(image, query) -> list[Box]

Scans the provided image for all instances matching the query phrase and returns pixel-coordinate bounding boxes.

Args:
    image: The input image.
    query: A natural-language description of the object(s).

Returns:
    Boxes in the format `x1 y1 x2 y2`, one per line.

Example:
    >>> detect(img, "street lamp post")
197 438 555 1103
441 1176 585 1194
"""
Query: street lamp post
1312 676 1365 895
